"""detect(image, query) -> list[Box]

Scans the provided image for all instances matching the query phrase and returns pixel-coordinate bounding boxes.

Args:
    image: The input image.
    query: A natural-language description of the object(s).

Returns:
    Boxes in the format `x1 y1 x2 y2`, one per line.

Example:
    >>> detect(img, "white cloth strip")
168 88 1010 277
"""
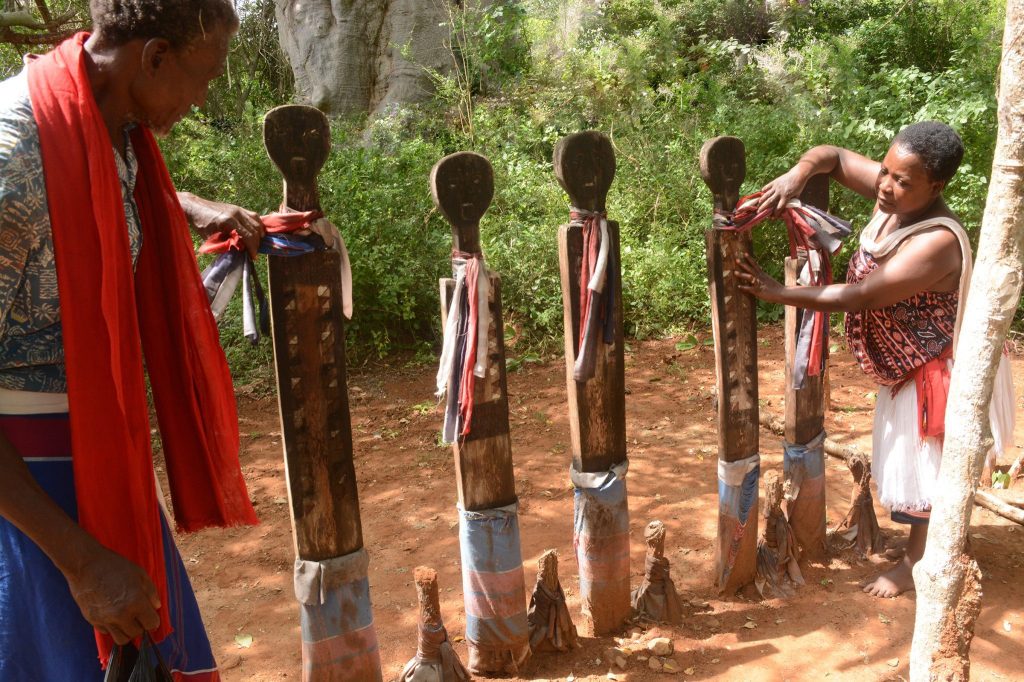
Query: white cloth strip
309 217 354 319
294 547 370 606
474 263 490 379
0 388 69 414
435 263 467 397
569 459 629 489
717 452 760 486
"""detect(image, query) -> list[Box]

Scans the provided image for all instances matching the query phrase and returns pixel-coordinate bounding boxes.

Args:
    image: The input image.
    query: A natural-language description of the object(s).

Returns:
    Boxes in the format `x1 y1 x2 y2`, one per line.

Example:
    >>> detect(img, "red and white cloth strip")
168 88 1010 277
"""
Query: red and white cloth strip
716 192 845 385
572 208 611 381
436 251 491 443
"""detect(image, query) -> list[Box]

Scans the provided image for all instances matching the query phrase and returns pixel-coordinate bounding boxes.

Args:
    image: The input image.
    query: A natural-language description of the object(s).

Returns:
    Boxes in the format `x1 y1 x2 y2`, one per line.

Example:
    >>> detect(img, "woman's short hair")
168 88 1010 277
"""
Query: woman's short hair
90 0 238 49
893 121 965 183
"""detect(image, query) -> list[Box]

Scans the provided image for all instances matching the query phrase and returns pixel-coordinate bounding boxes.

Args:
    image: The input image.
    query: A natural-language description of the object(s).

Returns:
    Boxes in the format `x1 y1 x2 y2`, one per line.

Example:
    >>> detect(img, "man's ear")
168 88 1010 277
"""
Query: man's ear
932 179 947 197
140 38 171 76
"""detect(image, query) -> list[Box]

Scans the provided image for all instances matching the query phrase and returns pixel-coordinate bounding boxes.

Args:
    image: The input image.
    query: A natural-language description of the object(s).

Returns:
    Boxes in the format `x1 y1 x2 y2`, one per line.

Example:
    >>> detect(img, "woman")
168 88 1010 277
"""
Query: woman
0 1 262 678
736 121 1014 598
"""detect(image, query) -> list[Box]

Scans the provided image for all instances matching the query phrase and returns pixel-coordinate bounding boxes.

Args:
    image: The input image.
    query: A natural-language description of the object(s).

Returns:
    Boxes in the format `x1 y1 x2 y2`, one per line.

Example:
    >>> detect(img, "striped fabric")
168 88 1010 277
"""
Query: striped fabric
294 549 382 681
572 462 630 623
783 432 827 551
0 413 219 681
717 454 760 587
459 504 529 673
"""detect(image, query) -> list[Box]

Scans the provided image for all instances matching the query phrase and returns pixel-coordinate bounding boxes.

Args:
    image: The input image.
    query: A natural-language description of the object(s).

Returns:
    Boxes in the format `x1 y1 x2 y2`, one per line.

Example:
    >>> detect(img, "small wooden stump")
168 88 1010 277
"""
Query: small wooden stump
756 471 805 598
528 550 580 653
700 136 759 594
553 131 631 635
399 567 470 681
782 174 830 562
830 454 884 557
264 105 381 682
431 152 530 676
631 521 682 624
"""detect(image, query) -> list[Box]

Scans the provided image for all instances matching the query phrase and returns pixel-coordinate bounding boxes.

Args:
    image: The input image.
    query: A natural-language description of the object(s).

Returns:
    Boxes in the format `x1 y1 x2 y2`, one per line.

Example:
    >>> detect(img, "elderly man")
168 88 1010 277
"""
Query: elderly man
0 1 264 678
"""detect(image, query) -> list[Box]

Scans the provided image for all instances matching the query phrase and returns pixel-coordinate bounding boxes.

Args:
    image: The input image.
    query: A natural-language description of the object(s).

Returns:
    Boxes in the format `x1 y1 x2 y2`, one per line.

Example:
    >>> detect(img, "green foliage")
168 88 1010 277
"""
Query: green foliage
157 0 1007 380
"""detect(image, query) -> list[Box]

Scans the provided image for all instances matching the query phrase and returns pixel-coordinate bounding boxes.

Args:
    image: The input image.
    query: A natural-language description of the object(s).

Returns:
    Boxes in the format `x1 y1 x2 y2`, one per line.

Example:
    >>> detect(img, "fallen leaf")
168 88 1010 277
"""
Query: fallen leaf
234 633 253 649
684 667 696 675
887 658 899 667
1003 620 1012 632
775 618 785 624
453 635 464 642
879 614 892 625
743 621 757 629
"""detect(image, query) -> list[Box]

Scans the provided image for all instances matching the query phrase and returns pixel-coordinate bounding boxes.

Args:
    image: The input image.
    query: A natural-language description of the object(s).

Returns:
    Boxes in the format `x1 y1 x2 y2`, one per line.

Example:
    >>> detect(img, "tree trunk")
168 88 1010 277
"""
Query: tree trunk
910 3 1024 679
274 0 451 116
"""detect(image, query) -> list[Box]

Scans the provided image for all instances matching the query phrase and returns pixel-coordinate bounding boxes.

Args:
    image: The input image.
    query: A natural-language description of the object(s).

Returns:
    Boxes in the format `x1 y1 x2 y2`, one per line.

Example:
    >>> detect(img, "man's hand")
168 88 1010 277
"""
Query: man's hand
64 542 162 645
178 192 264 259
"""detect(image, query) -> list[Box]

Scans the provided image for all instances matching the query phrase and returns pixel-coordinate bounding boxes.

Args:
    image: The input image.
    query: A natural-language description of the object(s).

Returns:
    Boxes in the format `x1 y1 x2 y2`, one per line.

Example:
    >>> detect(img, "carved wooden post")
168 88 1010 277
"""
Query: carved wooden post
782 175 830 562
700 136 759 594
553 131 631 635
264 105 381 682
431 152 531 676
631 520 682 624
527 550 580 653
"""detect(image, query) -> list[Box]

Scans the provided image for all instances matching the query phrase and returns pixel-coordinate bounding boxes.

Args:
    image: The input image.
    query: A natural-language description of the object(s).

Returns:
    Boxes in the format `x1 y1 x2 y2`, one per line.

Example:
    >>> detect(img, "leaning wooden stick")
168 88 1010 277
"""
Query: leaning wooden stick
631 520 682 624
399 567 470 681
264 105 381 682
782 174 830 561
701 136 760 594
432 152 530 676
553 131 631 635
527 550 580 652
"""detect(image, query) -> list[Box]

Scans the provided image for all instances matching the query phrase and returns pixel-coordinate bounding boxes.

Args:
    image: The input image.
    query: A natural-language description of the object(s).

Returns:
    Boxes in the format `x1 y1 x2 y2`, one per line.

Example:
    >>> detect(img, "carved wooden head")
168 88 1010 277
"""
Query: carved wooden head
430 151 494 253
553 131 615 213
763 469 783 511
263 105 331 189
699 136 746 212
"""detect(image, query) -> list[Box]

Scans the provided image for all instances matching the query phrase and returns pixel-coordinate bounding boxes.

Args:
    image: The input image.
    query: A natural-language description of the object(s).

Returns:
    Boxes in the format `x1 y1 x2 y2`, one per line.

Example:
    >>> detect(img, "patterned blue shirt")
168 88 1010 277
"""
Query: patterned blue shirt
0 69 141 393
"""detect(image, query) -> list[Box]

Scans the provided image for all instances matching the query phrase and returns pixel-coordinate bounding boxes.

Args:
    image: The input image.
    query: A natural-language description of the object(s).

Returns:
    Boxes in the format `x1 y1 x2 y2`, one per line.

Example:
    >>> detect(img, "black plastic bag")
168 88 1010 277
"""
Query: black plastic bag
104 633 173 682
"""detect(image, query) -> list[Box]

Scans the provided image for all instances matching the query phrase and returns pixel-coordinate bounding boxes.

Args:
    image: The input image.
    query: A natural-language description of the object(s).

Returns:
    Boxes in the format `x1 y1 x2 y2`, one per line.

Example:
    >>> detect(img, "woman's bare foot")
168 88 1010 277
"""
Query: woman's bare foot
862 557 916 598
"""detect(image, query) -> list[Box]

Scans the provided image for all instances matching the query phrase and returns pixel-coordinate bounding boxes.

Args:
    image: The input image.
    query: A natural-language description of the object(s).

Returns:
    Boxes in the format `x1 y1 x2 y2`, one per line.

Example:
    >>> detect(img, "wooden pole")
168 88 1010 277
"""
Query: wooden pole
263 105 381 682
552 131 631 634
431 152 530 676
911 5 1024 674
782 174 829 561
700 136 759 594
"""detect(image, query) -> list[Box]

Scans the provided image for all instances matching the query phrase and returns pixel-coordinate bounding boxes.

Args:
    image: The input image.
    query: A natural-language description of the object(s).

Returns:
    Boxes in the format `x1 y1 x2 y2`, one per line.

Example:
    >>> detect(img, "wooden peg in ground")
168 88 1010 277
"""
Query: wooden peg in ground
431 152 530 676
829 454 885 557
700 136 759 594
263 105 381 681
756 471 805 598
631 520 683 624
527 550 580 653
399 567 470 681
553 131 631 635
782 173 831 562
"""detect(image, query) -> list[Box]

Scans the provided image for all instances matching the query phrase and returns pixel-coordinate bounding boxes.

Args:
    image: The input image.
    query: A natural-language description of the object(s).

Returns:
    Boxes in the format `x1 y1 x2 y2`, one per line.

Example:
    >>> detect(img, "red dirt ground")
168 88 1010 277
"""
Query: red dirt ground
169 326 1024 681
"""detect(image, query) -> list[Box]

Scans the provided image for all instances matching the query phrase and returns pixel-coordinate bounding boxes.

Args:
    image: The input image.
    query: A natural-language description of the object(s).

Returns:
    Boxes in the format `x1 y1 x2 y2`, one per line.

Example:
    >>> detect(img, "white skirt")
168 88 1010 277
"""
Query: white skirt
872 355 1016 512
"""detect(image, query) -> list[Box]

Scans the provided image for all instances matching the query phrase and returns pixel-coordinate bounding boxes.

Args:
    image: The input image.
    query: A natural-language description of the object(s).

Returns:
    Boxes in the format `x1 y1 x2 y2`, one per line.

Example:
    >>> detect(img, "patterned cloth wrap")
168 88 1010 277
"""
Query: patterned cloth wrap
571 461 630 622
458 503 530 674
293 548 382 681
0 413 219 681
716 453 760 587
845 247 957 387
782 431 827 536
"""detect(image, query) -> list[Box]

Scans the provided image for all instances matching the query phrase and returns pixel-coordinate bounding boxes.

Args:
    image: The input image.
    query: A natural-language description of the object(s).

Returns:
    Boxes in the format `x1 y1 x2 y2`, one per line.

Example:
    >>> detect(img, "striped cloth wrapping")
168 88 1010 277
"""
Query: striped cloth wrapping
294 548 382 682
717 453 760 587
459 503 530 674
783 431 826 508
571 461 630 622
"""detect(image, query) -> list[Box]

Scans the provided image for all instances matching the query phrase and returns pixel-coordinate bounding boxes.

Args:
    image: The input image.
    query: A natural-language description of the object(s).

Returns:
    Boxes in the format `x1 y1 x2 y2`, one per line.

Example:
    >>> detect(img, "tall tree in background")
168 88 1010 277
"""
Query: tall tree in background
274 0 451 116
910 1 1024 679
0 0 86 47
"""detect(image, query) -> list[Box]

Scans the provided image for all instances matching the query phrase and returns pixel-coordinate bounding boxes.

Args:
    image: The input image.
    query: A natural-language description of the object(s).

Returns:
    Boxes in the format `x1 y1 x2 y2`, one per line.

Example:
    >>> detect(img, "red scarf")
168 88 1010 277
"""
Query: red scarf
27 34 257 661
